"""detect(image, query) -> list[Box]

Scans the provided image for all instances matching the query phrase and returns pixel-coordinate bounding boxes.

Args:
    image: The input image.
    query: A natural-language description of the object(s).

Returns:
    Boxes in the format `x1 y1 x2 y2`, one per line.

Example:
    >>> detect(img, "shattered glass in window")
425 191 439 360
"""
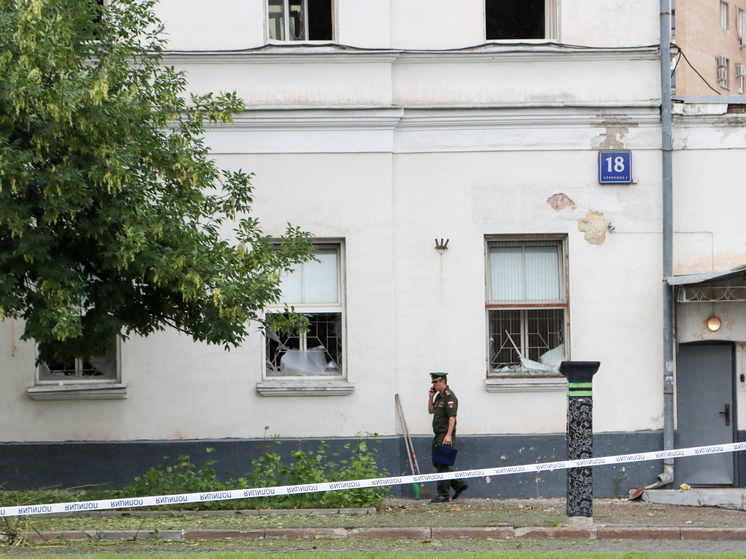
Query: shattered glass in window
489 308 564 374
266 312 343 376
39 344 118 381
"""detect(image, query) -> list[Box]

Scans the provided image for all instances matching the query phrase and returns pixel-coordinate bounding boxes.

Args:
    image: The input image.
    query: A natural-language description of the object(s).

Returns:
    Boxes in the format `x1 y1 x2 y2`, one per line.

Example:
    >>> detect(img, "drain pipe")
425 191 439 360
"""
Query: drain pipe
659 0 675 488
627 0 675 501
628 0 674 500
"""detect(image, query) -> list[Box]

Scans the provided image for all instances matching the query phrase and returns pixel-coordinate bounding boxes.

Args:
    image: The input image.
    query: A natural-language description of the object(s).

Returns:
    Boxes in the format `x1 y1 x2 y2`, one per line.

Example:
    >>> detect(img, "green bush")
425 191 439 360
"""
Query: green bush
119 448 231 510
239 430 389 509
0 431 389 511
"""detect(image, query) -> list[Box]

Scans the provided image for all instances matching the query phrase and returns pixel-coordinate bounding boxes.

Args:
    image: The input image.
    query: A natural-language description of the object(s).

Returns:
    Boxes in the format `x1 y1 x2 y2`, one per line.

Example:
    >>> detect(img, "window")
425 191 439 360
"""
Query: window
267 0 333 42
486 237 568 377
721 1 729 32
717 56 730 89
738 8 745 45
265 244 344 378
485 0 556 40
29 338 126 400
737 63 745 94
39 348 118 381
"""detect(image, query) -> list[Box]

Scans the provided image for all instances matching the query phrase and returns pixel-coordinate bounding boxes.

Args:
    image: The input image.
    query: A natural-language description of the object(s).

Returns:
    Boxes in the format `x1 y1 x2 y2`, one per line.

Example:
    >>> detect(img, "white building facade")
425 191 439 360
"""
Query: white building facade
2 0 746 497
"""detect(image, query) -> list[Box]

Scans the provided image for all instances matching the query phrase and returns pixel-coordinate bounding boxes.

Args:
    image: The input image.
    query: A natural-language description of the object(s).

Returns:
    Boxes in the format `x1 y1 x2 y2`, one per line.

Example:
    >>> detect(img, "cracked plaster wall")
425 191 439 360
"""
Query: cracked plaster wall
547 194 608 246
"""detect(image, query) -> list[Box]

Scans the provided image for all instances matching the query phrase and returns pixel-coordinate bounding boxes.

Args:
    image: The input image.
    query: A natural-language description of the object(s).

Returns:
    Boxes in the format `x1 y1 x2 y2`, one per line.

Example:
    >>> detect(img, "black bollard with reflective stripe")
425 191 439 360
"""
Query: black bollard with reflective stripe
560 361 600 520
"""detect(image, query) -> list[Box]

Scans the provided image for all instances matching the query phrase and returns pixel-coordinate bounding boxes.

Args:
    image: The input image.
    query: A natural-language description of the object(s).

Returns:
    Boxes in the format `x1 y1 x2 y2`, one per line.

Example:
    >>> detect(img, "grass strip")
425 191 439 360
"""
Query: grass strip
29 553 746 559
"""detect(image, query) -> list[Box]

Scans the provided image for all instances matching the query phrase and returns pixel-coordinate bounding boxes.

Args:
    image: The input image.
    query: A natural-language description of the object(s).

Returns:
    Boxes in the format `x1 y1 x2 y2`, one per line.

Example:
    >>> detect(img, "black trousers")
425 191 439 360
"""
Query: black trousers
431 432 466 497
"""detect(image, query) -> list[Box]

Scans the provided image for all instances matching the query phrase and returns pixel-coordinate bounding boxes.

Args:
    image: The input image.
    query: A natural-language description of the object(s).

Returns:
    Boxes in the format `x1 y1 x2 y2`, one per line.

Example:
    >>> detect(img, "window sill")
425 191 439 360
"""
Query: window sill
484 376 565 393
27 383 128 401
265 40 336 46
256 379 354 397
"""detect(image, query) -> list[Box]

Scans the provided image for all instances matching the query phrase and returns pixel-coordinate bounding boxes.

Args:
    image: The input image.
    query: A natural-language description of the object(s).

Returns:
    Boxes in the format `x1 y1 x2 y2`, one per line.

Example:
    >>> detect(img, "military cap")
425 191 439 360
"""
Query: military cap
430 372 448 382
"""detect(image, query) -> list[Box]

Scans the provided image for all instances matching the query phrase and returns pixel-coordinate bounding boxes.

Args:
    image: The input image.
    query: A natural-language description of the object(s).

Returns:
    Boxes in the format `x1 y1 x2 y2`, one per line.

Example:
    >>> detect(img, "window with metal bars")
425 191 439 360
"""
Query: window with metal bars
38 339 119 382
486 237 567 376
265 244 345 377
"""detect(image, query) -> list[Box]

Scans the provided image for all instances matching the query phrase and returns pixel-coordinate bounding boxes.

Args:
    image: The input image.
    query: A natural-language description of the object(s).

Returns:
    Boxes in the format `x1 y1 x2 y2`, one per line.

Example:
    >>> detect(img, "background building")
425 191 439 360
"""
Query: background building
674 0 746 94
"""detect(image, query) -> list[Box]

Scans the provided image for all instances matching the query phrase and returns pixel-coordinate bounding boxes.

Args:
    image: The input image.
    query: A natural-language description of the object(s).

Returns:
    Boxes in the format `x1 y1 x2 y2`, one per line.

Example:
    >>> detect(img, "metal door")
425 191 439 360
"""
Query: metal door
676 343 735 486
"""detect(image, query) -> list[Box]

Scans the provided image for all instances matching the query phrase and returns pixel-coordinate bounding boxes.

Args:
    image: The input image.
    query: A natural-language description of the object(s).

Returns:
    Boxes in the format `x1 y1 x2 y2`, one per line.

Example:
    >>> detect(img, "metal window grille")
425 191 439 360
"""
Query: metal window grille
266 312 343 376
489 309 565 373
39 344 118 381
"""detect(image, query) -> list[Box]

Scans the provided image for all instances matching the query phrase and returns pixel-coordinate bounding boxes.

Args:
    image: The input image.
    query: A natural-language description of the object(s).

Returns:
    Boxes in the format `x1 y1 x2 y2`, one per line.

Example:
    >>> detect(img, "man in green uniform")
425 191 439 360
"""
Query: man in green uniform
428 372 468 502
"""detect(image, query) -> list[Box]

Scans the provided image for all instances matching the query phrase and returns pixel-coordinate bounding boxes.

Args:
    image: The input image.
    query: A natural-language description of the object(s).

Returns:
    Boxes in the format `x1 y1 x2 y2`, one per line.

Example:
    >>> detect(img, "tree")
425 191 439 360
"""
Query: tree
0 0 313 364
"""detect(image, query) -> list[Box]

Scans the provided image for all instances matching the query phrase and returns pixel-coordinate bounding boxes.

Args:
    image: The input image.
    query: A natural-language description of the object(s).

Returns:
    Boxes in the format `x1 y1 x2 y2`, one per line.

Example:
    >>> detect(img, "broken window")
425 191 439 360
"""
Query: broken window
268 0 333 42
38 339 119 382
485 0 555 40
265 244 344 377
486 237 568 375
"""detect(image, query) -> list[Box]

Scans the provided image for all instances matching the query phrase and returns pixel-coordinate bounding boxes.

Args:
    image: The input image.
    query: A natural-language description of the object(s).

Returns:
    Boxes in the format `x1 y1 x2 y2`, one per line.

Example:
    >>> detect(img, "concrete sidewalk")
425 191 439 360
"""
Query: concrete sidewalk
643 487 746 510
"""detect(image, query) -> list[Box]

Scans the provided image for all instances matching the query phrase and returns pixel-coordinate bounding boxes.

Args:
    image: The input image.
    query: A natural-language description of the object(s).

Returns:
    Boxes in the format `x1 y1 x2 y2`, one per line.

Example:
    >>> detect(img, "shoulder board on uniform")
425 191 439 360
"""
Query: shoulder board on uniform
445 390 451 396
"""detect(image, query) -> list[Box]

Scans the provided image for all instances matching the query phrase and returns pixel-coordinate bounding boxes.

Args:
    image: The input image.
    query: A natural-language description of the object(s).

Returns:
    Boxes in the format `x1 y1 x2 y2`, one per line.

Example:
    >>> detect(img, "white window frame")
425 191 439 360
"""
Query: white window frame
266 0 335 43
721 1 729 32
257 240 352 397
738 8 745 46
484 0 559 42
28 338 126 400
484 235 569 393
736 63 745 94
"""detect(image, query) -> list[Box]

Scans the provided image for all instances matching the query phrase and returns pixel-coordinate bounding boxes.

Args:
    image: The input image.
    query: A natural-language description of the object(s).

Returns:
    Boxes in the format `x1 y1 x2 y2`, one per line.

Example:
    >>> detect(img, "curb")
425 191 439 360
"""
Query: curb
26 526 746 542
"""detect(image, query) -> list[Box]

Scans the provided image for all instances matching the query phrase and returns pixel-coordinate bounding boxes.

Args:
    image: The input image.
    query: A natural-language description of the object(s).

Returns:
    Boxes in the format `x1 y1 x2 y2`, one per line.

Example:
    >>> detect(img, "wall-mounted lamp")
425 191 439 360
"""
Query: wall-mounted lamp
706 315 722 332
435 238 449 255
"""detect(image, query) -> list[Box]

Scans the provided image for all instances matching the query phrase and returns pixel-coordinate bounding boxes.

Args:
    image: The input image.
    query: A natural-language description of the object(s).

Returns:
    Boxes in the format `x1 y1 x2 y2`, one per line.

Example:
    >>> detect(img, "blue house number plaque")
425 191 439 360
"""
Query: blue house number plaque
598 150 632 184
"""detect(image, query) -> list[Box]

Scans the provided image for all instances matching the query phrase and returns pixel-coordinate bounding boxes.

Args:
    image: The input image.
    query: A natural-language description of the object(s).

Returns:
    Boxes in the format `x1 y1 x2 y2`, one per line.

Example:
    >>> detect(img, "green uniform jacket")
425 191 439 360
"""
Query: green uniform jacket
432 386 458 435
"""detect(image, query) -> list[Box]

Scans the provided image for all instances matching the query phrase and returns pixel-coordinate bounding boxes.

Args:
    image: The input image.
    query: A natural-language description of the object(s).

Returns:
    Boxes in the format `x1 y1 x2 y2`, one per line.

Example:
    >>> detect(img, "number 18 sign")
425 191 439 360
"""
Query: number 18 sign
598 150 632 184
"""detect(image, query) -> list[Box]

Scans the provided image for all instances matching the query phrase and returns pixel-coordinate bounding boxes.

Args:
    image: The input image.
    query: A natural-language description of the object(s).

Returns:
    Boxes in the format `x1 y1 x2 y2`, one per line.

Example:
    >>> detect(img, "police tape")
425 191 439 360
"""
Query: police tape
2 441 746 518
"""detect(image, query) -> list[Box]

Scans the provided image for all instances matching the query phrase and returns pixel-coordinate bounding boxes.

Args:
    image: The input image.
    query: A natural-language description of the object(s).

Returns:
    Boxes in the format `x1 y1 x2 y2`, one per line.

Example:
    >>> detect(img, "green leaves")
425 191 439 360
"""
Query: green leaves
0 0 313 364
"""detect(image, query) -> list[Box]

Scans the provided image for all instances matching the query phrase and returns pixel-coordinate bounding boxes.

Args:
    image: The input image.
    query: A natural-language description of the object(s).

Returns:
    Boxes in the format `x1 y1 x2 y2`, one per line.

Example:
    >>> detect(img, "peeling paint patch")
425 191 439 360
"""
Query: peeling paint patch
577 211 607 245
591 120 638 150
547 193 576 211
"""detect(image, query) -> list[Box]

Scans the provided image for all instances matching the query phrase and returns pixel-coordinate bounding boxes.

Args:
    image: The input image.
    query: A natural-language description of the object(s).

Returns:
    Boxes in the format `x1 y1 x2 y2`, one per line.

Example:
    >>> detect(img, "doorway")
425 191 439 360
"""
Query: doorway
675 343 735 486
